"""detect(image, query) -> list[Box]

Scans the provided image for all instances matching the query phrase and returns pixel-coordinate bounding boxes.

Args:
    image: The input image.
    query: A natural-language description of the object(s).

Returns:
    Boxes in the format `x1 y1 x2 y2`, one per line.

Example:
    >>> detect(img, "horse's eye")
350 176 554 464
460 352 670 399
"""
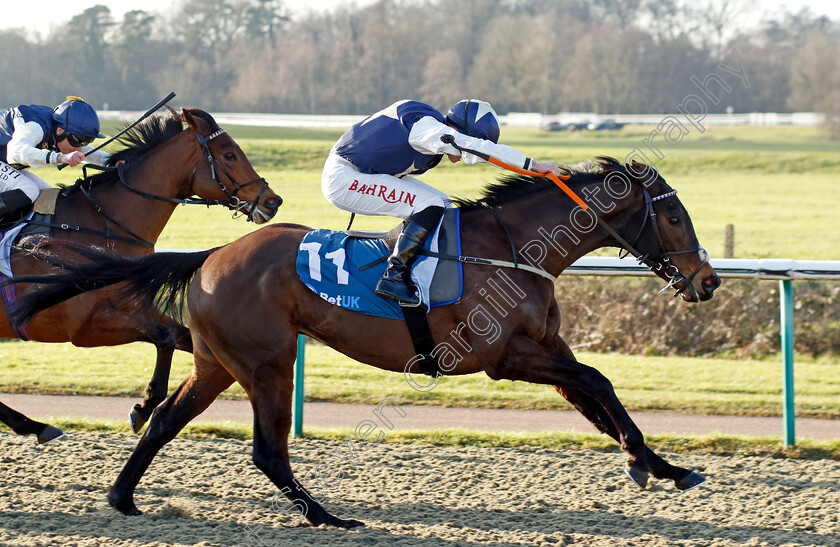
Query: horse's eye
224 152 236 161
669 217 680 225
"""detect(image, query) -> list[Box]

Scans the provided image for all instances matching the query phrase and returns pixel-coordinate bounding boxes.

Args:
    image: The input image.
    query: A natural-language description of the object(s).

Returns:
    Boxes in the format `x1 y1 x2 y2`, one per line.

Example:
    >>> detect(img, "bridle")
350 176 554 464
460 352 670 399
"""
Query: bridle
30 127 269 249
117 128 268 220
429 136 710 296
193 128 269 220
612 187 710 298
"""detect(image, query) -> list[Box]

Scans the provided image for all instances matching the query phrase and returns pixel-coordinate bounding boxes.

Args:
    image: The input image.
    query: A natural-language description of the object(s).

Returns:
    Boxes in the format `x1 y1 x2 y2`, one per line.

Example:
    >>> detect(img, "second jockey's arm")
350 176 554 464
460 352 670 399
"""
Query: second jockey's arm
408 116 561 175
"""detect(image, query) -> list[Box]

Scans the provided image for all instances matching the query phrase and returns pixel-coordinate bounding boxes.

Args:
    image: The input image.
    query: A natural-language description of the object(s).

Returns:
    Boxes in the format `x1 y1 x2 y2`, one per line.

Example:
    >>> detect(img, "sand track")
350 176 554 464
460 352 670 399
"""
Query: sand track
1 431 838 546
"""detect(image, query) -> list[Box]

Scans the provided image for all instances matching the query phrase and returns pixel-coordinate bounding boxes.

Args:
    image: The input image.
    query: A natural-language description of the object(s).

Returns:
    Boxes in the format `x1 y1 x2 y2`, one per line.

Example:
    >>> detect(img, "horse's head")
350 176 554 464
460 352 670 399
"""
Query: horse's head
181 108 282 224
608 160 720 302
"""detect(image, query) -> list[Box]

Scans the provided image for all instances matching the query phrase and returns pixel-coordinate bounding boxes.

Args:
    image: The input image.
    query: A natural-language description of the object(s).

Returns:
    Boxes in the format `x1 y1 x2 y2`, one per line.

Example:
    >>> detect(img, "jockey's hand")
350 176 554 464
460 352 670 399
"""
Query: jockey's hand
531 160 562 177
57 151 85 167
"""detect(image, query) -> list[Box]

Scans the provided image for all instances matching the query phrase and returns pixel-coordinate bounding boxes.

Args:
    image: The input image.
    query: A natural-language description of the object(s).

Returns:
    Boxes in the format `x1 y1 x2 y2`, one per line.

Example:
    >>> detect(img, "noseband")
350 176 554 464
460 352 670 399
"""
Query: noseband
617 188 709 298
195 129 269 221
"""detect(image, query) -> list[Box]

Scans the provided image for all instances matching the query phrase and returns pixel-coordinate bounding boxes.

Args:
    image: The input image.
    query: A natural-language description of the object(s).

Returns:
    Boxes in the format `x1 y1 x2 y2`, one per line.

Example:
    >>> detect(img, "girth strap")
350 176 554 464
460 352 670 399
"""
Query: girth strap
401 305 441 377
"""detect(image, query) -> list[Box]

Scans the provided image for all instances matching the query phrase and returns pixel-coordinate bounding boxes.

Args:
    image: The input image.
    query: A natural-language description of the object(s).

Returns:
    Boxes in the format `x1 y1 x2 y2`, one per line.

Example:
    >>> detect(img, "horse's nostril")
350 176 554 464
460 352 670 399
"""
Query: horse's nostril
267 196 282 209
703 276 721 291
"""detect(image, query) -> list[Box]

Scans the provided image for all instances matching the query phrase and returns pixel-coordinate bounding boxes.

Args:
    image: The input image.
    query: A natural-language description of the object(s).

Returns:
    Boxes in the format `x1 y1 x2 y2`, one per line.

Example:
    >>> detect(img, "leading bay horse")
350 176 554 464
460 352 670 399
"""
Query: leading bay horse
0 107 281 444
9 157 719 528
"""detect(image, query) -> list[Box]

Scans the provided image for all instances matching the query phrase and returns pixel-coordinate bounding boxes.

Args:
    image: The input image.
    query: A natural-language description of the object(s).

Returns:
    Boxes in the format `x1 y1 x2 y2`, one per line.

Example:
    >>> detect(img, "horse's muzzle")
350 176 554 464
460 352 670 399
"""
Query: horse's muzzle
699 274 721 301
675 271 720 303
253 196 282 224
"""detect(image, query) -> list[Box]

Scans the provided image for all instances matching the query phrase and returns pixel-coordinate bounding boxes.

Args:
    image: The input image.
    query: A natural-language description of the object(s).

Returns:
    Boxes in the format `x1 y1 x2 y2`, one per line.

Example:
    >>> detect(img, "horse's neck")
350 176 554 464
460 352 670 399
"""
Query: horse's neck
481 184 641 278
60 134 198 251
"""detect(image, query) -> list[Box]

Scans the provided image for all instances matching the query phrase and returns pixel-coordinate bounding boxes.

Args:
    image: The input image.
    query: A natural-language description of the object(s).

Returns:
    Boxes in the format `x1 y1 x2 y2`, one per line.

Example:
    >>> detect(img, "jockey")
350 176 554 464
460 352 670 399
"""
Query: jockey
322 99 561 307
0 96 110 223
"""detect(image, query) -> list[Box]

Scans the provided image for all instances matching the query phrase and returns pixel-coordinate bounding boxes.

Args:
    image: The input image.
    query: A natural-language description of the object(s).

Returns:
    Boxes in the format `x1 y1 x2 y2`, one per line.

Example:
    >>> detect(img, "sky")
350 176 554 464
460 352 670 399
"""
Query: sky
0 0 377 37
1 0 838 37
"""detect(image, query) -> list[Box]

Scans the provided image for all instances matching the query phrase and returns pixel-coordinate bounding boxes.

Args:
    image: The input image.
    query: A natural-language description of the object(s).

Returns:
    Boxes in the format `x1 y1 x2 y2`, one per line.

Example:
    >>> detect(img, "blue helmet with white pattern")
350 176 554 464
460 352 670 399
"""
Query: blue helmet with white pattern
445 99 500 143
52 97 105 139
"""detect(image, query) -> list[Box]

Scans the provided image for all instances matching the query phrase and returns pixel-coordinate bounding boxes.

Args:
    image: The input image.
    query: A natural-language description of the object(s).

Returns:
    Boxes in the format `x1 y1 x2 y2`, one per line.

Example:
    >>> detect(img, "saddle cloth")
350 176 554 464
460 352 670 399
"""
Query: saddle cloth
296 208 463 319
0 189 58 276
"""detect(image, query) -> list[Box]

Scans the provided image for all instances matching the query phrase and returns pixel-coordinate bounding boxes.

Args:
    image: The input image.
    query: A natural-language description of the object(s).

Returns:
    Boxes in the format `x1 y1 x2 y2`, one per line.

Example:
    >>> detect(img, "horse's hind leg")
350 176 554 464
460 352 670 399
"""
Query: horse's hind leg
551 339 705 490
247 341 364 529
129 324 178 434
108 352 234 516
0 401 64 444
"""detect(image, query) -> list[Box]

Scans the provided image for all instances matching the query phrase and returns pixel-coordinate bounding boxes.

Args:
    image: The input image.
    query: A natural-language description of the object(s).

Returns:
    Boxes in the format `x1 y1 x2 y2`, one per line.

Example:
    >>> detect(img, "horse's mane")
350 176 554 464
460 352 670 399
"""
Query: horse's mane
62 108 215 190
452 156 647 211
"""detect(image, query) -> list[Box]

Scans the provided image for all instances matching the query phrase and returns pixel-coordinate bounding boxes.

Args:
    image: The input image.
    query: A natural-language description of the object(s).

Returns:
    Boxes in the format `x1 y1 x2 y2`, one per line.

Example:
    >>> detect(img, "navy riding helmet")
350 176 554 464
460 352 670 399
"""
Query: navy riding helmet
445 99 500 143
52 97 105 140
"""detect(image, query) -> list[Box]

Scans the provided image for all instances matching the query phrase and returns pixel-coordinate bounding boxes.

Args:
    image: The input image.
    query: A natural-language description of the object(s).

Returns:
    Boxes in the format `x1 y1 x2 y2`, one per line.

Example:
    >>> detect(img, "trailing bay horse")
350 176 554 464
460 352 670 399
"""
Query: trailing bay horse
9 157 719 527
0 107 281 444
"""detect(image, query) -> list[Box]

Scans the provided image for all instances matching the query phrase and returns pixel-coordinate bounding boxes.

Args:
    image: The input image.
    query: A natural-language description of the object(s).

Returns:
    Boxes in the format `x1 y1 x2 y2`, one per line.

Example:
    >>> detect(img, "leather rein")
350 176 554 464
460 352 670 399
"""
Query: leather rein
432 185 709 298
27 128 268 249
438 137 709 296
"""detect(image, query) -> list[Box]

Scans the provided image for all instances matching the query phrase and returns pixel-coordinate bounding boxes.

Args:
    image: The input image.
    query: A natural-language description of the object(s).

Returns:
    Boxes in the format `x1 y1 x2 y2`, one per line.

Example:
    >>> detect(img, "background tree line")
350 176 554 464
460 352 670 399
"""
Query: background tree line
2 0 839 118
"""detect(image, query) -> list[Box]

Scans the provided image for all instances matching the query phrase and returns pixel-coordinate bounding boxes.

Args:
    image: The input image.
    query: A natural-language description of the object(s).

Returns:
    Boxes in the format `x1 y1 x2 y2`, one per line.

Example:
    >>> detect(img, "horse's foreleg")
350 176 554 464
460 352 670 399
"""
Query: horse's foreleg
129 324 178 434
491 336 650 485
109 354 234 516
555 384 705 490
0 401 64 444
247 352 364 529
550 338 705 490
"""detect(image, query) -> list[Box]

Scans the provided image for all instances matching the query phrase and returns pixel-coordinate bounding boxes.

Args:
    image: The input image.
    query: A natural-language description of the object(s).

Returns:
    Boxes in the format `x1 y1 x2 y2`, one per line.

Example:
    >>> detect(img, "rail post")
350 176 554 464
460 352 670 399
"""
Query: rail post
292 334 306 437
779 280 795 446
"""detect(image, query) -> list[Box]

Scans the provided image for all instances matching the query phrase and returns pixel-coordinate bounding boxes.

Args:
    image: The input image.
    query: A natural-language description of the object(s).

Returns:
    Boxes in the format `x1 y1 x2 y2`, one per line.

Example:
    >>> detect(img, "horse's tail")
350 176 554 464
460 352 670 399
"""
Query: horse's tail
8 246 219 328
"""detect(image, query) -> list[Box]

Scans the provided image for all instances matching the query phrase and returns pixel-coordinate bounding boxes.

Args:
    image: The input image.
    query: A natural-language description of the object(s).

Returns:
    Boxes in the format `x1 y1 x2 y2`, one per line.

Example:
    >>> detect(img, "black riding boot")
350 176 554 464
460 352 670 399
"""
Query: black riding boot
375 206 445 306
0 189 33 225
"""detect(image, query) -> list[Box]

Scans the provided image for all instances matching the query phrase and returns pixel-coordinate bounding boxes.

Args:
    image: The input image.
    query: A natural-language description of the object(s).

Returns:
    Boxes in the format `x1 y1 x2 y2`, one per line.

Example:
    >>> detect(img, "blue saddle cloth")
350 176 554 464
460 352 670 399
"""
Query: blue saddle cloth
296 209 463 319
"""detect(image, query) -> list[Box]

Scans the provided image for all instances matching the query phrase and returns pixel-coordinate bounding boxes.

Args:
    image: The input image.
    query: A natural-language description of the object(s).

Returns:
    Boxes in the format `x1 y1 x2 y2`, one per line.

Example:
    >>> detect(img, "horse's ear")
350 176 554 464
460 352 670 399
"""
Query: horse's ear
181 107 211 134
625 160 659 187
597 156 623 173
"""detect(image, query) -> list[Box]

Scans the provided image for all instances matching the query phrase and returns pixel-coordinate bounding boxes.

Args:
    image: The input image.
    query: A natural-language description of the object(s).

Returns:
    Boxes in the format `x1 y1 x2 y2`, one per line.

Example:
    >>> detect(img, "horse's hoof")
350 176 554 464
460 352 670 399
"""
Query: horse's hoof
331 517 365 529
109 493 142 516
624 466 649 489
37 425 65 445
129 406 146 434
676 471 706 491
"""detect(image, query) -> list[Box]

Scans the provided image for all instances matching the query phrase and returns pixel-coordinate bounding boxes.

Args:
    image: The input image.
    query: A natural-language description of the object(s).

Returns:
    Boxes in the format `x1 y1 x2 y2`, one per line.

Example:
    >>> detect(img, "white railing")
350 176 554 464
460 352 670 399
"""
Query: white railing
100 111 827 129
565 257 840 280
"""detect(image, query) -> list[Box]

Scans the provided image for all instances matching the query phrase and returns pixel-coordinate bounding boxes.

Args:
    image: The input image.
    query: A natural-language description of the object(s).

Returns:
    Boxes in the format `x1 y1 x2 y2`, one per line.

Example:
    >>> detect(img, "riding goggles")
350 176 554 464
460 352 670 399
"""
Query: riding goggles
66 133 95 147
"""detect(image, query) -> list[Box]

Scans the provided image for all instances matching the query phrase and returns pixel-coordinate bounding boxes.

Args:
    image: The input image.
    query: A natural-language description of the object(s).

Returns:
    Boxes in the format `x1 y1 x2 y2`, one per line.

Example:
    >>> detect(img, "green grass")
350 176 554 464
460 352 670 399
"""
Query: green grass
1 339 838 419
4 418 837 459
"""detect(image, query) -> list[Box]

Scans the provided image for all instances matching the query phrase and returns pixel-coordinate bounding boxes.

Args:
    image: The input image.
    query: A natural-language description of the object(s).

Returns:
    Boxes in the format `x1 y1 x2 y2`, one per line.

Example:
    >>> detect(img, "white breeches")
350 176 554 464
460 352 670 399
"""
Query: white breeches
321 152 450 219
0 161 51 201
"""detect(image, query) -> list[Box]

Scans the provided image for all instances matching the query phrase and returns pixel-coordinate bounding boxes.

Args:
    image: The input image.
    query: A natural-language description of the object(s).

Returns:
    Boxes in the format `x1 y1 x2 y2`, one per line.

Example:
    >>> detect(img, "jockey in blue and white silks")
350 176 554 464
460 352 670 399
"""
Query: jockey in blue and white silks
321 99 561 306
0 96 110 223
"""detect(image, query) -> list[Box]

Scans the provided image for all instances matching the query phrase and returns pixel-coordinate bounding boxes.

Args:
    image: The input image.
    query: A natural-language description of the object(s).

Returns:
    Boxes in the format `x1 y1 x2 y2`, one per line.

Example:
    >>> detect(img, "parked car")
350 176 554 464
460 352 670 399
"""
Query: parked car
567 121 591 131
540 120 571 131
587 119 625 131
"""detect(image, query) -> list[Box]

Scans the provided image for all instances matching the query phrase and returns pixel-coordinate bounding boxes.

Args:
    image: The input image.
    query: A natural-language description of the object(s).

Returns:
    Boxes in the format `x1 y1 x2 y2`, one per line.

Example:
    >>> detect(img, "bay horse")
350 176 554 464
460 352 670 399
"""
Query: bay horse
8 157 719 528
0 107 281 444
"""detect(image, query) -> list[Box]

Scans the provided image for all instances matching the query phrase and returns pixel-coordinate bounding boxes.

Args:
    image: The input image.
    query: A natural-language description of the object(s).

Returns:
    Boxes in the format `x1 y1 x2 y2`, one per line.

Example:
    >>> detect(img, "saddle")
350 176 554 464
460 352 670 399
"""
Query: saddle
348 207 463 306
296 209 465 377
0 188 60 232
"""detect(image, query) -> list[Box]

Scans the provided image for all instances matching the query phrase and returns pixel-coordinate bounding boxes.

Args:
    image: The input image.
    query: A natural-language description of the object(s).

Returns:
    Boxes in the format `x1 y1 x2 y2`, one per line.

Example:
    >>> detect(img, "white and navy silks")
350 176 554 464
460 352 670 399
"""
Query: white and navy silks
322 100 533 219
0 105 110 201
